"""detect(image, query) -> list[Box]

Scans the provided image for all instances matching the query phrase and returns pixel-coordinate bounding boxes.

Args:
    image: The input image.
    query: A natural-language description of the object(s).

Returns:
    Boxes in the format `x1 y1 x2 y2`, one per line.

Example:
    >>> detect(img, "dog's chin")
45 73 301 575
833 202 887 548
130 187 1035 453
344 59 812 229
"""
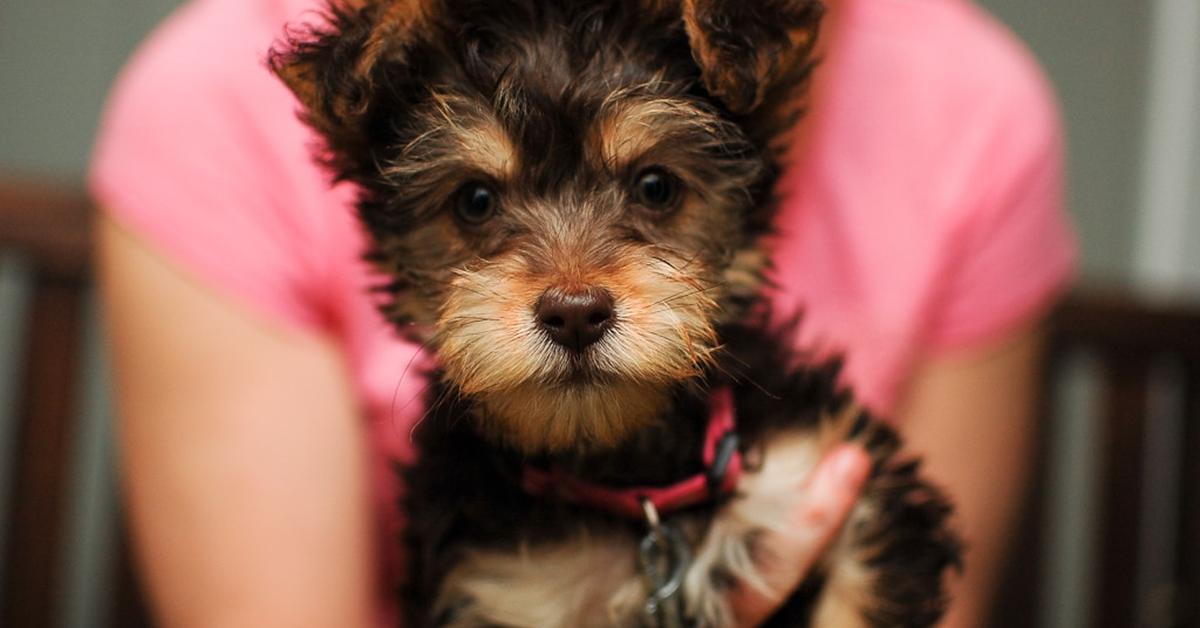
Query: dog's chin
469 376 672 455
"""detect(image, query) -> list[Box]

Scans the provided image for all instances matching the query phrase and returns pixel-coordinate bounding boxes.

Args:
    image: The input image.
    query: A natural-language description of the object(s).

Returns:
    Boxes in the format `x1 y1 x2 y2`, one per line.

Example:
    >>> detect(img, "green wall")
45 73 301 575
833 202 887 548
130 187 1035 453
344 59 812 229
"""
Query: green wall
979 0 1152 283
0 0 184 176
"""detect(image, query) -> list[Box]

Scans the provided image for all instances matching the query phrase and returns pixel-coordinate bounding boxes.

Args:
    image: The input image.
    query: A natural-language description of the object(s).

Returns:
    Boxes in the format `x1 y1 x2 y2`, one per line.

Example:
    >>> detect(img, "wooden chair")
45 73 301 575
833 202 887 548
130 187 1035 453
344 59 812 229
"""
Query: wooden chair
0 176 150 628
995 291 1200 628
1056 291 1200 628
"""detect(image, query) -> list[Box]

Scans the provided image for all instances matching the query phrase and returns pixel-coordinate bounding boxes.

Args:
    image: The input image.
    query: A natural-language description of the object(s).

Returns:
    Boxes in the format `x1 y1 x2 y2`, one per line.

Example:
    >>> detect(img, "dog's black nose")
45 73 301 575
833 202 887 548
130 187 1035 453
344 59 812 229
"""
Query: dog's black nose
536 287 615 353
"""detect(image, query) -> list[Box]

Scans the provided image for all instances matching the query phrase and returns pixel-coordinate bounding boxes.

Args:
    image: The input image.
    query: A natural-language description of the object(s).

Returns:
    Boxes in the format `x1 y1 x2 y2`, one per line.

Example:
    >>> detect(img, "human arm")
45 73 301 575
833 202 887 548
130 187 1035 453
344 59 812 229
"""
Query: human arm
898 321 1045 627
98 216 375 628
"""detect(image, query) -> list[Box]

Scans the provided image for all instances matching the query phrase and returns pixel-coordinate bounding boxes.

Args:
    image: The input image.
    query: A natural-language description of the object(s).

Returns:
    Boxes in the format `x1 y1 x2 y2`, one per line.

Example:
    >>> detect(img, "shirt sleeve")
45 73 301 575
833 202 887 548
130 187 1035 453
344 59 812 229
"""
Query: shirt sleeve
89 0 334 332
921 40 1078 352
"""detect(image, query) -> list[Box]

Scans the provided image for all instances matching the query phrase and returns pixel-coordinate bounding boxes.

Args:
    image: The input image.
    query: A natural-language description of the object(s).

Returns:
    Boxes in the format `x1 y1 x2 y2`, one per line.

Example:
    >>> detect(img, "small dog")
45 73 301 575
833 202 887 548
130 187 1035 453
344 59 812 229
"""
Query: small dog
271 1 962 625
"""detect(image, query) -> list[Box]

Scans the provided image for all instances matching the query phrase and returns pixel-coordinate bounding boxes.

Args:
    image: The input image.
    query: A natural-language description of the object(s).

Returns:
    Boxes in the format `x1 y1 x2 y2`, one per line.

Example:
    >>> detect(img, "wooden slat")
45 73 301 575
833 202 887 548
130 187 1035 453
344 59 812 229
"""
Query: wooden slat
1 273 86 628
0 176 93 280
1092 353 1150 628
1055 290 1200 359
1175 364 1200 628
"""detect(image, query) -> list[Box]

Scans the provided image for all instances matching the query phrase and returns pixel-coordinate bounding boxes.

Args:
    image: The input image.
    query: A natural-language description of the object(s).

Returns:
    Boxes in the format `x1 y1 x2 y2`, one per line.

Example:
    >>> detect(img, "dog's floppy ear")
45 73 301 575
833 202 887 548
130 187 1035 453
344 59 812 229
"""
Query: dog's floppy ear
269 1 428 171
681 0 823 115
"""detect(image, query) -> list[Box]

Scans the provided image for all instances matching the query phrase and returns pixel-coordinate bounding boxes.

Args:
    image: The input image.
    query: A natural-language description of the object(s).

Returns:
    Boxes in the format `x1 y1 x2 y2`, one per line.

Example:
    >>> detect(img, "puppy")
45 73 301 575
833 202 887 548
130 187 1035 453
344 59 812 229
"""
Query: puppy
271 1 962 625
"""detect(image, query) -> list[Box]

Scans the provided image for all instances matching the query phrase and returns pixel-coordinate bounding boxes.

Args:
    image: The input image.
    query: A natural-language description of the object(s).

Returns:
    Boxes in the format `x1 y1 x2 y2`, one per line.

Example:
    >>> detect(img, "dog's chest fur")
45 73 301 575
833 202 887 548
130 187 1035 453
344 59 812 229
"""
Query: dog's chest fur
401 323 960 628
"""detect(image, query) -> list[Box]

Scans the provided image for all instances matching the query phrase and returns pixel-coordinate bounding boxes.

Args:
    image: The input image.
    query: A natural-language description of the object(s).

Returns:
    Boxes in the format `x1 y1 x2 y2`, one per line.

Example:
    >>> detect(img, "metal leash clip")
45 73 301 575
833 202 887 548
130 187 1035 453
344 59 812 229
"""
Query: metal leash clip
638 499 692 628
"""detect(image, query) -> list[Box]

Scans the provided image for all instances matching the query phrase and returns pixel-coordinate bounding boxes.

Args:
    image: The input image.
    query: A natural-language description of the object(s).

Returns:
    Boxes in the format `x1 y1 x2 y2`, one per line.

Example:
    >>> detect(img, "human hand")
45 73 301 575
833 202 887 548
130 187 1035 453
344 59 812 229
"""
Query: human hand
727 444 872 627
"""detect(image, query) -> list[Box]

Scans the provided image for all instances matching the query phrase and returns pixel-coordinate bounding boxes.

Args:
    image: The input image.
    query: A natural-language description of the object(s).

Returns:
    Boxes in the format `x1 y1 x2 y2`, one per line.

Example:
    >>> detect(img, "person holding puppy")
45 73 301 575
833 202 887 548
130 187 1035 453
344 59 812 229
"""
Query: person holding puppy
93 0 1076 626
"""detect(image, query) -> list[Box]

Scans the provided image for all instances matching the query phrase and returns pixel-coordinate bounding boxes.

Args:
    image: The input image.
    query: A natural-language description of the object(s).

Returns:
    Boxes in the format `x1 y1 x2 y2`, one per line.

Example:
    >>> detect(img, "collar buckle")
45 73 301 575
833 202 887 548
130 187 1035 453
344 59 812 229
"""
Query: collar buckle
706 431 740 495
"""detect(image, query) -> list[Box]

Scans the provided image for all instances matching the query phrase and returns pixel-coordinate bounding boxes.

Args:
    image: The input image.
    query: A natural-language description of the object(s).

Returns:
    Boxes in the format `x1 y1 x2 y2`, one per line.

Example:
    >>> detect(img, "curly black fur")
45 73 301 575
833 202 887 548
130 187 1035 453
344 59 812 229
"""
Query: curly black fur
403 315 962 627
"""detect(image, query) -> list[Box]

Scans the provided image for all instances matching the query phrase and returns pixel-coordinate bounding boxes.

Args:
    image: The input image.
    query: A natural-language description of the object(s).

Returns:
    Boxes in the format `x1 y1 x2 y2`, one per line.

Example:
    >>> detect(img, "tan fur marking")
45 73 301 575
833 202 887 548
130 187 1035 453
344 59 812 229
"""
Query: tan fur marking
273 60 322 116
680 0 765 112
680 0 821 113
354 0 428 88
427 91 516 177
436 532 644 628
383 91 517 183
273 1 432 129
720 244 770 307
680 0 720 84
436 239 720 453
597 96 707 168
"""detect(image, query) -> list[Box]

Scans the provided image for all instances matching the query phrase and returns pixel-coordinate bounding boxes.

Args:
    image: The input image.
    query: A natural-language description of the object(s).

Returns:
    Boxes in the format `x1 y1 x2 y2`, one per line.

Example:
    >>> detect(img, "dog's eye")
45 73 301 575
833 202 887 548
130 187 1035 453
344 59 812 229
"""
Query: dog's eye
633 168 682 212
454 182 498 225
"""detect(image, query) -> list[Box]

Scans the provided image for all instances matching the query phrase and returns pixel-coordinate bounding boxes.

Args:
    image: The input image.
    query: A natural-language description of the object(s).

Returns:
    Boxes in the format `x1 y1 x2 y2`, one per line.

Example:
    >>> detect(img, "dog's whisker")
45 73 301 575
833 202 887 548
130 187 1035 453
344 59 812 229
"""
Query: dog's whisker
410 379 464 441
710 345 781 400
401 378 439 442
648 285 725 311
389 335 440 436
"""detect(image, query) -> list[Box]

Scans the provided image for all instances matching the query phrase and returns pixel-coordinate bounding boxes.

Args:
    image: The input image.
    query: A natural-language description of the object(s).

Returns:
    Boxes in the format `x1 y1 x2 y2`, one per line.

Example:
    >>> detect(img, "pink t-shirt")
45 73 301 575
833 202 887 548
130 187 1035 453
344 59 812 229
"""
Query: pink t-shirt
90 0 1076 620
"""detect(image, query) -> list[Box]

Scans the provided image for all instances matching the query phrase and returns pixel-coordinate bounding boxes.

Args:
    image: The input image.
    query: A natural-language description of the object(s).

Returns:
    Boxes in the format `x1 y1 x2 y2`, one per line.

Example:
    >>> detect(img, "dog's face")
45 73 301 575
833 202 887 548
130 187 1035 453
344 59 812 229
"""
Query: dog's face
273 0 822 453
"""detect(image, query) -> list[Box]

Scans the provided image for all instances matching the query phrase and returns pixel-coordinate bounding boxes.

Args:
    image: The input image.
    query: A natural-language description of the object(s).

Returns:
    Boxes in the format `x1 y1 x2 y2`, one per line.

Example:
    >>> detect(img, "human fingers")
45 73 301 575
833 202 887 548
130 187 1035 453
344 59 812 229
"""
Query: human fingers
728 444 872 627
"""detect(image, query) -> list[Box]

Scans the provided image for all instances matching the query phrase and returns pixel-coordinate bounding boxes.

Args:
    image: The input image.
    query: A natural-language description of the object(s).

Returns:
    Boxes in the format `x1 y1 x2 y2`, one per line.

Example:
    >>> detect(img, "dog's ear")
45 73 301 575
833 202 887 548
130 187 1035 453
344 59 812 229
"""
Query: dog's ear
681 0 823 115
269 1 428 170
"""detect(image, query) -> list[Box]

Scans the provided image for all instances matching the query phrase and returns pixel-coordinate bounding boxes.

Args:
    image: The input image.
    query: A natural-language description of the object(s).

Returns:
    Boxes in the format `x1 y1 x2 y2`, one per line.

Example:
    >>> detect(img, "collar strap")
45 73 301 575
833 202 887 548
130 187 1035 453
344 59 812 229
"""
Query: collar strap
521 387 743 521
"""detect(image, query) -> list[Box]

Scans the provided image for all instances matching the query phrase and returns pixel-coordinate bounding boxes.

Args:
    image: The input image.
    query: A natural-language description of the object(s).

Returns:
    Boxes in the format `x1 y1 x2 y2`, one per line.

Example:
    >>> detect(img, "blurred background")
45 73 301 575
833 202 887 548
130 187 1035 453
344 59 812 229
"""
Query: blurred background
0 0 1197 627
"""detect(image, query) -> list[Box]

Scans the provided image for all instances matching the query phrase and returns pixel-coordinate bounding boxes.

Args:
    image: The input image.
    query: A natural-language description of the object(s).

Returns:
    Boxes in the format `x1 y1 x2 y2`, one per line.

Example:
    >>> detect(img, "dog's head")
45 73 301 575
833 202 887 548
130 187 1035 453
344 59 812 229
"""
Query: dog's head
272 0 822 453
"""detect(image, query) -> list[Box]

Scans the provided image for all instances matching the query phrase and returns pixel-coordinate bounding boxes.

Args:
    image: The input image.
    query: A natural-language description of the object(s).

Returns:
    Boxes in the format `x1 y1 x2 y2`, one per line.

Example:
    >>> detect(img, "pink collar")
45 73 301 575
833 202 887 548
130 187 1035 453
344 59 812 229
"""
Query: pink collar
521 388 743 521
